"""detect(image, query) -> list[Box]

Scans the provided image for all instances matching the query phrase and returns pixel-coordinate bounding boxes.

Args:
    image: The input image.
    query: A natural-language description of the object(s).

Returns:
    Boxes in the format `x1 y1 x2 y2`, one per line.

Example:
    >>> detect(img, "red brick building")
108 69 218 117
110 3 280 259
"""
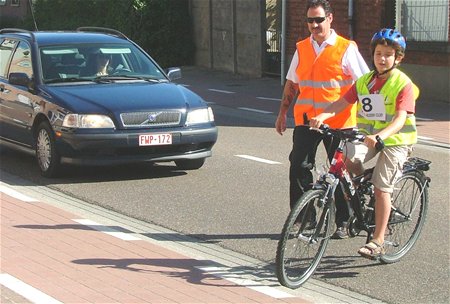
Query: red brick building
284 0 449 103
0 0 31 24
1 0 449 102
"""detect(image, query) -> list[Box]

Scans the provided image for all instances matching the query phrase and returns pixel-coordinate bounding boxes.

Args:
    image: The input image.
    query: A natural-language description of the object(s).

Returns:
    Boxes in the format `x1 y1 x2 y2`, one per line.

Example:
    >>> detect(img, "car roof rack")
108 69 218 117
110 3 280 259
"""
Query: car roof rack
76 27 129 40
0 28 36 42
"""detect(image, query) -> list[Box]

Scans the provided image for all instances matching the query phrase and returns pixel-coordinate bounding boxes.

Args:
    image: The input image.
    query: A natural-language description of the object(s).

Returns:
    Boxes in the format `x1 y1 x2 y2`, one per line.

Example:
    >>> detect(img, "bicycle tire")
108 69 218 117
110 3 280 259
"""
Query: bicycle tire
381 170 429 263
276 189 334 289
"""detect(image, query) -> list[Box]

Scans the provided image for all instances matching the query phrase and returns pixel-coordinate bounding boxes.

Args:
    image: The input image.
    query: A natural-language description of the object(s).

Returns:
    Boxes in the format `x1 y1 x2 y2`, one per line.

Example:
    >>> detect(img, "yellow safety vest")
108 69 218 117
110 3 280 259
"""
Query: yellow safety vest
356 69 418 146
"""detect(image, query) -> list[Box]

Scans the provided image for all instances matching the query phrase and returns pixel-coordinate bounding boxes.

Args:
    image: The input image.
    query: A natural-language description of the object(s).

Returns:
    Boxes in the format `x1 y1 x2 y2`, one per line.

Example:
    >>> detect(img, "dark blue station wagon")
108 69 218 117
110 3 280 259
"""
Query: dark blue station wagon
0 27 218 177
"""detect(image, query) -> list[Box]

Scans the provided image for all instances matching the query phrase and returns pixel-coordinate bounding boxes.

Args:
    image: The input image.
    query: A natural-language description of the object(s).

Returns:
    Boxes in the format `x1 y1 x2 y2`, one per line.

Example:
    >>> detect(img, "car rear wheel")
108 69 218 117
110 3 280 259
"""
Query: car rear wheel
35 121 61 177
175 158 205 170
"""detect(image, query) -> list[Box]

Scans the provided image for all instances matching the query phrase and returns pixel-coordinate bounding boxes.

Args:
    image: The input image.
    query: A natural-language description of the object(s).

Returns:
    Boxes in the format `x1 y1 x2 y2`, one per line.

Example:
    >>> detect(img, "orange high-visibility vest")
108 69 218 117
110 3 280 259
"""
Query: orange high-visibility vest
294 35 356 128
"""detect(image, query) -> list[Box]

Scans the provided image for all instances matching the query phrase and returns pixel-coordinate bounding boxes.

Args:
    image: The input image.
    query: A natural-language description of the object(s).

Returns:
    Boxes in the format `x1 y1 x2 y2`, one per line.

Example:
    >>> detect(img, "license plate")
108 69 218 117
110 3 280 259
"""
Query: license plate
139 133 172 146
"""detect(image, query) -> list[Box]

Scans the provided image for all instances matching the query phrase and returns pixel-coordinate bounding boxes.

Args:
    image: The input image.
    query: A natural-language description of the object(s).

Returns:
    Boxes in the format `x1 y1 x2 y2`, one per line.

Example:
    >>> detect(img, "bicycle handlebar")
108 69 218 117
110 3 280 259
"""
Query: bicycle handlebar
303 113 384 150
311 124 385 151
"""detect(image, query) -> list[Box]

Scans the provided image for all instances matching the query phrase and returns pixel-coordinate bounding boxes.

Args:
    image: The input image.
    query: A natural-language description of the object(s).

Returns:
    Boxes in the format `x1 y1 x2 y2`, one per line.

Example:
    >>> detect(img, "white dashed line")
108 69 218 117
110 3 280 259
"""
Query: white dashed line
416 117 434 121
235 155 281 165
196 266 295 299
208 89 235 94
0 273 63 304
237 107 273 114
418 135 434 141
73 219 141 241
256 97 281 101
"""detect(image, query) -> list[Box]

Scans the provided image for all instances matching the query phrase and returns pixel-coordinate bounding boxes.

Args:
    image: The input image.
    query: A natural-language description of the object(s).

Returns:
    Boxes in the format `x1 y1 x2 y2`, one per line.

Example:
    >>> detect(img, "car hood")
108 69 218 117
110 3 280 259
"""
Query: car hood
42 81 206 114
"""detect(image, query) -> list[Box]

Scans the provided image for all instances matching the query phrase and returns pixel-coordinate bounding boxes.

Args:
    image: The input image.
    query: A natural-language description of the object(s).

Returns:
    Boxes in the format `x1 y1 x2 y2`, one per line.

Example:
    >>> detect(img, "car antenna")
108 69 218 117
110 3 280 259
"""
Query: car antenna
28 0 39 31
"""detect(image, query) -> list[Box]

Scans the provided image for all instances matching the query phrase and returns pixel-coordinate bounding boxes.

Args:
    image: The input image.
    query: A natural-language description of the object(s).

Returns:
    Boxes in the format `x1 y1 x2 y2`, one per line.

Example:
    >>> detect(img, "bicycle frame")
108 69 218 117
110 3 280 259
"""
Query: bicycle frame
312 137 374 236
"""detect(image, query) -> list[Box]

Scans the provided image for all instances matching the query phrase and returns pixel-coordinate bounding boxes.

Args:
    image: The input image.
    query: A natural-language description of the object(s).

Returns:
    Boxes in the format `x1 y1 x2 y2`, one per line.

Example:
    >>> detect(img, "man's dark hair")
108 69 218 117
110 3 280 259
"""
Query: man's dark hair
307 0 333 16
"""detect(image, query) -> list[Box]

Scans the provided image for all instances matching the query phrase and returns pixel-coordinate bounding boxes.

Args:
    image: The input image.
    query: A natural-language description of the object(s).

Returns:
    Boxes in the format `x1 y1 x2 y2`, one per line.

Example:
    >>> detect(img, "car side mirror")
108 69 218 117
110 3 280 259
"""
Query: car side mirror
166 67 181 81
9 72 36 93
9 72 32 87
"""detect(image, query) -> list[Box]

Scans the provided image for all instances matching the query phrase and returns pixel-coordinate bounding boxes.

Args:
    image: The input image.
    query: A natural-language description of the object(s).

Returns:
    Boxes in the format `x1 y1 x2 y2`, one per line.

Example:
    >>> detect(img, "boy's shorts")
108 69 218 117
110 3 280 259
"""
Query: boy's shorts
345 143 412 193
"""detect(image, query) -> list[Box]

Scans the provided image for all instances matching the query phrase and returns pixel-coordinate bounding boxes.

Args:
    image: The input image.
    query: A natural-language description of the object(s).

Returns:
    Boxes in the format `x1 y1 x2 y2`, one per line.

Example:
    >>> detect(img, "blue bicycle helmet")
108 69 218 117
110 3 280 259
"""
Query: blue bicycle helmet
371 28 406 52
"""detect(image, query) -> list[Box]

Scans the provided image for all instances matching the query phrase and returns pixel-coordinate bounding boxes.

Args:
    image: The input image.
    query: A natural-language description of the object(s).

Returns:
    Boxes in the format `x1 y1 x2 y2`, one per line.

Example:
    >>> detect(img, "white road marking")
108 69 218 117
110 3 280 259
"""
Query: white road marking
0 183 39 202
418 135 434 140
0 273 63 304
197 266 294 299
235 154 281 165
73 219 141 241
208 89 235 94
237 107 273 114
256 97 281 101
416 117 434 121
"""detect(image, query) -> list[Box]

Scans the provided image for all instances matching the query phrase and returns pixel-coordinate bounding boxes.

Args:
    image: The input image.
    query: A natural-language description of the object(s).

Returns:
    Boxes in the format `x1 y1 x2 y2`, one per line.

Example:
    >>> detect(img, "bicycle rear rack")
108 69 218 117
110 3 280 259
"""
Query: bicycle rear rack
404 157 431 172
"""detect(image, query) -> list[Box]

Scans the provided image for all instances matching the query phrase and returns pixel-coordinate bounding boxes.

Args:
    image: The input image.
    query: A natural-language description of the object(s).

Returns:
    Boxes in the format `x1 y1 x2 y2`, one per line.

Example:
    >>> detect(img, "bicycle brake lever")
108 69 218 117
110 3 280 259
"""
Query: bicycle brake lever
303 113 309 125
375 135 385 151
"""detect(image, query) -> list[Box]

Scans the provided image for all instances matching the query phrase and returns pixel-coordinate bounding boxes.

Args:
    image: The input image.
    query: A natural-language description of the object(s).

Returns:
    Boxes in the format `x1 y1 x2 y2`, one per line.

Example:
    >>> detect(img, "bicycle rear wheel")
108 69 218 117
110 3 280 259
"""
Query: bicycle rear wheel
276 189 334 289
381 170 429 263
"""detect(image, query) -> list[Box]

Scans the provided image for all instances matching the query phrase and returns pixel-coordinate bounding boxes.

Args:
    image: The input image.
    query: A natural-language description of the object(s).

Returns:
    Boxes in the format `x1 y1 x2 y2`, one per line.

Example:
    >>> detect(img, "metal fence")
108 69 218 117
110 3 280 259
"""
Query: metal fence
264 29 281 75
266 29 281 52
398 0 449 41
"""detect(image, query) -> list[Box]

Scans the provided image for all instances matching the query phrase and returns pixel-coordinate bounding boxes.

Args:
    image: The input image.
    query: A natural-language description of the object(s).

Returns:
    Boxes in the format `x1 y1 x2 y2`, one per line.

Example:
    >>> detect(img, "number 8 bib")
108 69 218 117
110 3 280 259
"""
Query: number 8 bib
358 94 386 121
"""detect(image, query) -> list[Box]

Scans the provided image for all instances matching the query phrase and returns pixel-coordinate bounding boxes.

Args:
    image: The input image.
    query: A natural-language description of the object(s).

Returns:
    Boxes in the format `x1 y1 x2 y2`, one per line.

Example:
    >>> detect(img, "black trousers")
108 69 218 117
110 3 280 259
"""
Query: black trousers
289 126 349 227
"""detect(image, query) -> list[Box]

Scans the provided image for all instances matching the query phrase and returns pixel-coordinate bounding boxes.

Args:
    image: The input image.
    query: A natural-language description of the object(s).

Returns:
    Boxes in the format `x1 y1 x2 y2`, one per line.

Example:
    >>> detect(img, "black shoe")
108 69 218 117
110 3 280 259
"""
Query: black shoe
332 225 349 239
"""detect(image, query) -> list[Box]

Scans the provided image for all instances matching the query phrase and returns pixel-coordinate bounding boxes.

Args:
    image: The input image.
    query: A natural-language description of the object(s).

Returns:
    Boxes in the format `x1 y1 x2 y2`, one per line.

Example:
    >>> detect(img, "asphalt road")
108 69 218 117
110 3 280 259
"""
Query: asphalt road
1 70 449 304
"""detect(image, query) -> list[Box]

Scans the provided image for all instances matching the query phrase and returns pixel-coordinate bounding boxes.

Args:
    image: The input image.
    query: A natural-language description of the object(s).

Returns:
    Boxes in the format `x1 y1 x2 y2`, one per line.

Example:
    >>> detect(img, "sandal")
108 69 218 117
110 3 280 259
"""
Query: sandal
358 240 385 260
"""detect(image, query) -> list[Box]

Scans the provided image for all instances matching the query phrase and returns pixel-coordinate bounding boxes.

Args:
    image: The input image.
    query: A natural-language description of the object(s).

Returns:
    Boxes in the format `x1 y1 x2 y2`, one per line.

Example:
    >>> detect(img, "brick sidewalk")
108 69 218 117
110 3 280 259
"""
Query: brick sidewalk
1 190 312 304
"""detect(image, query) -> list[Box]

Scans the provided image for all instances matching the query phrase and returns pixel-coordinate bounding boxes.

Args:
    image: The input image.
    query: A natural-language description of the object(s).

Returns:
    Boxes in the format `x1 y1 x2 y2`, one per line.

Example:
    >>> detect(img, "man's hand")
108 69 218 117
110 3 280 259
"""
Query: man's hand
275 114 287 135
309 114 326 129
275 80 298 135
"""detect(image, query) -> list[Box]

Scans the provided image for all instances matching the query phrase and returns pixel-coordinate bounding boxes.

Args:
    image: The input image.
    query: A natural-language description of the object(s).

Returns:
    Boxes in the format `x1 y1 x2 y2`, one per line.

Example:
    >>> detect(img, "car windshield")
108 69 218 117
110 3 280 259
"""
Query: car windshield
40 43 167 84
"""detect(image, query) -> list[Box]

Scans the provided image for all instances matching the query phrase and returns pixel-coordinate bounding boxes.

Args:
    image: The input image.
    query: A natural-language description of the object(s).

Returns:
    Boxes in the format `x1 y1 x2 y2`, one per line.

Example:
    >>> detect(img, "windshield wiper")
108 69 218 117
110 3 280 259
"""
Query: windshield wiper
94 75 163 83
45 77 92 84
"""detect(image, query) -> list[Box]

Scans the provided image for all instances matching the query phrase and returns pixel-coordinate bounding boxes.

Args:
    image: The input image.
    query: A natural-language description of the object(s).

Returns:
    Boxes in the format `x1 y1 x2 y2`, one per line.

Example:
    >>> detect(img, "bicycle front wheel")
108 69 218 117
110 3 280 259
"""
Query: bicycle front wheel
276 189 334 289
381 170 429 263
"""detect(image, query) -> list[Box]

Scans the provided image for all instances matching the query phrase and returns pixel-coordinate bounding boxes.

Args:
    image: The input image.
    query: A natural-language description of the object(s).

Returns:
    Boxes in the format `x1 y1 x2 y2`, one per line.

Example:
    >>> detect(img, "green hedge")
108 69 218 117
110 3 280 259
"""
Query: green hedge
4 0 194 67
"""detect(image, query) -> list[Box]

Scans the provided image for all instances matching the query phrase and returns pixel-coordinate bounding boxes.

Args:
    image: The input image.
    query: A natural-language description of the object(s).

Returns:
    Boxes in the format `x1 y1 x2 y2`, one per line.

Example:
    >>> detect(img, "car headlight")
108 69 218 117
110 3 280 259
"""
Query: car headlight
186 107 215 125
62 114 115 128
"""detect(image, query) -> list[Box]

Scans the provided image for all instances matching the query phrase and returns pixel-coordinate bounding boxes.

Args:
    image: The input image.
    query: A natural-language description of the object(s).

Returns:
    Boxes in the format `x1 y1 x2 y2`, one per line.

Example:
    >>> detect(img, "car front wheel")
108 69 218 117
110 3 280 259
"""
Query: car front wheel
35 121 61 177
175 158 205 170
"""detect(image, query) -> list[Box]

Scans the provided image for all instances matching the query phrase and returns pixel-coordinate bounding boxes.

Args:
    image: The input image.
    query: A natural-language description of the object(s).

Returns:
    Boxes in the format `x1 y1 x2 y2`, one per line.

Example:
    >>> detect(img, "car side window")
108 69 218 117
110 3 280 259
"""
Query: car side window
9 41 33 79
0 39 16 78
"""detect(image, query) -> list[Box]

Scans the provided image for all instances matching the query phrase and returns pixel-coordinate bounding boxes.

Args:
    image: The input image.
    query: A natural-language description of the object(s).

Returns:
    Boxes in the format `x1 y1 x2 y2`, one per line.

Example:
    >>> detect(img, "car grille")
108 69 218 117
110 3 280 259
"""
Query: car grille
120 111 182 127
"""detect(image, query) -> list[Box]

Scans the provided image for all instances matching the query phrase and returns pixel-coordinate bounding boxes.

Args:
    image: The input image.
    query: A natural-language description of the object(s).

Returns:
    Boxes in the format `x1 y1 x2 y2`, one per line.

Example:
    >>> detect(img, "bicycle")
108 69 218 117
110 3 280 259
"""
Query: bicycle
275 125 431 289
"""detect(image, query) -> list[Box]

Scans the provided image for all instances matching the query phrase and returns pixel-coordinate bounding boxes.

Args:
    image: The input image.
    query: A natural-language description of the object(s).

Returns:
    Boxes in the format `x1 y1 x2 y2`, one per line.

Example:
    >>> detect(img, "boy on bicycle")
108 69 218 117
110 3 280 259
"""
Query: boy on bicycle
309 28 418 259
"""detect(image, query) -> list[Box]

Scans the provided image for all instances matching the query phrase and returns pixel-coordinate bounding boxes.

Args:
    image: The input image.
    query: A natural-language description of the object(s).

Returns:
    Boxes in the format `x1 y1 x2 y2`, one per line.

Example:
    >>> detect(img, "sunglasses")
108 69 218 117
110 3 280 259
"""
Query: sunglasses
307 16 327 24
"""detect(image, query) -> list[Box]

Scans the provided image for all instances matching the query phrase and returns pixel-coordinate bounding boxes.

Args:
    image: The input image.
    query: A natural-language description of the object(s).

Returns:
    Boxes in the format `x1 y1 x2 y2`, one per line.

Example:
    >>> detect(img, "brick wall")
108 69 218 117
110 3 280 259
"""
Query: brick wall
0 0 30 20
285 0 449 67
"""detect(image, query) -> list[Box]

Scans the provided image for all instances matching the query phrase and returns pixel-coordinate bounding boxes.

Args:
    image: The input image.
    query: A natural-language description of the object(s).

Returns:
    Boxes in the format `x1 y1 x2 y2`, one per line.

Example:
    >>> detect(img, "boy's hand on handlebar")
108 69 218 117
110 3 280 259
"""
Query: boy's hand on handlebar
364 135 378 148
364 135 385 151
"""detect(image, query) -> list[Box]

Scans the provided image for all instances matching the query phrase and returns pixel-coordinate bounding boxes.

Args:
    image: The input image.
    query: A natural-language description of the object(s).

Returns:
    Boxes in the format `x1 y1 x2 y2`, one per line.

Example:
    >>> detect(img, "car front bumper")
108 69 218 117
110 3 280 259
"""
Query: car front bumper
56 126 218 166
